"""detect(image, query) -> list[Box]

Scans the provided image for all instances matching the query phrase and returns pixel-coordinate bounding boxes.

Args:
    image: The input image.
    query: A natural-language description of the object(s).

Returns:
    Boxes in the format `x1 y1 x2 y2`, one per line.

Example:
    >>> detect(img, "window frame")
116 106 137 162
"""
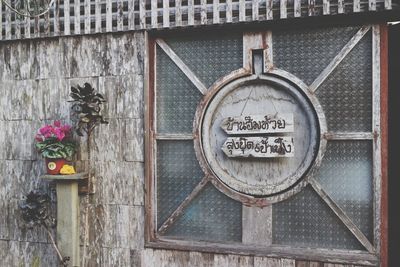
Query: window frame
144 24 388 266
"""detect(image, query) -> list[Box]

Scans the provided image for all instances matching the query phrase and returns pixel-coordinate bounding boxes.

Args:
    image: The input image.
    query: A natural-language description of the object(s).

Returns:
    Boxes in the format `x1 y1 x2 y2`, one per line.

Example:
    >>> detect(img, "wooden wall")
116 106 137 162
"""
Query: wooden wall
0 33 371 266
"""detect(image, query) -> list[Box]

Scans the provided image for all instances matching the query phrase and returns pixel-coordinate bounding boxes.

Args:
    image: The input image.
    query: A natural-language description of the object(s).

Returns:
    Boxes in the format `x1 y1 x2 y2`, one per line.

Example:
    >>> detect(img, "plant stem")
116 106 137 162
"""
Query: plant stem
43 224 67 266
82 131 91 267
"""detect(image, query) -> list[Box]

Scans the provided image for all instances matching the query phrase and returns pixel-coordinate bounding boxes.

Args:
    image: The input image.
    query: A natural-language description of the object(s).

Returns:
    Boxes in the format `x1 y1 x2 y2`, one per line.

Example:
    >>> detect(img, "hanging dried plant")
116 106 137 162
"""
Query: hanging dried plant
19 191 70 266
69 83 109 136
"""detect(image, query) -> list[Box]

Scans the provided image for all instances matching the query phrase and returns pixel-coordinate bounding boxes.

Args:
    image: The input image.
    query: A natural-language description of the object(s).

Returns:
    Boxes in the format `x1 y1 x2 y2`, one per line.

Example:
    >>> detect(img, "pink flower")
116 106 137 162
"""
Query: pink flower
61 124 72 134
54 120 61 127
35 134 44 142
39 125 53 136
54 128 65 141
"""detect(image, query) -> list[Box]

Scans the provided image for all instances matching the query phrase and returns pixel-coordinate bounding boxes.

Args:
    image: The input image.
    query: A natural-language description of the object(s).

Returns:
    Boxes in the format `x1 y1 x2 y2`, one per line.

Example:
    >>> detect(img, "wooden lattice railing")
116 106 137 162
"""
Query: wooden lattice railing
0 0 397 41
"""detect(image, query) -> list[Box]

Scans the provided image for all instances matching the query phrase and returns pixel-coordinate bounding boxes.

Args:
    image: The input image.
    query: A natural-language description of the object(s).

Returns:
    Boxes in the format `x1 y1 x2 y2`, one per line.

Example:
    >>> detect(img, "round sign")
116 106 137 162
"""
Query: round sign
47 161 57 171
195 72 325 202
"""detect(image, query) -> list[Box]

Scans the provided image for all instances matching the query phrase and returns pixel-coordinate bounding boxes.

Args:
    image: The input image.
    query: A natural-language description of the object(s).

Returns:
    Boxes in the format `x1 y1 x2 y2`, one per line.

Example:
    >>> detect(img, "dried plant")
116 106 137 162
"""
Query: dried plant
19 191 70 266
69 83 108 137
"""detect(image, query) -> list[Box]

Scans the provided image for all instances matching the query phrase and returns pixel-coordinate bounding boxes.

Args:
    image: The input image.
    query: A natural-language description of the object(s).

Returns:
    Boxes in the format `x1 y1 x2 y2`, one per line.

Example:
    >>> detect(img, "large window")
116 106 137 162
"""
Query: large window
145 25 387 265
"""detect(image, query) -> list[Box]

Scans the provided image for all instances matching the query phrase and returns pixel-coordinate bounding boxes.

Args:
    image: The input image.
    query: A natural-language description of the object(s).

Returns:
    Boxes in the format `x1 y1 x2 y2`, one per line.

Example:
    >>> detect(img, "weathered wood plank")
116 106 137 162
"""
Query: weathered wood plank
128 0 135 30
354 0 361 12
201 0 207 24
176 0 183 26
163 0 170 27
369 0 377 10
226 0 233 23
148 239 378 265
295 261 323 267
117 0 124 31
84 0 91 34
15 16 21 39
91 118 123 161
188 0 195 25
310 26 371 92
281 0 288 19
95 161 144 205
254 257 295 267
152 0 158 28
74 0 81 34
142 249 190 267
385 0 392 9
24 15 31 39
0 2 2 40
106 0 113 32
64 0 70 35
323 0 330 15
45 12 51 36
188 251 214 267
103 205 144 249
0 240 59 266
267 0 273 20
222 136 294 158
252 0 259 20
5 4 11 39
372 24 382 263
34 17 40 38
323 132 374 140
156 133 193 140
239 0 246 21
338 0 345 13
242 206 272 245
221 114 294 134
156 38 208 95
123 118 144 162
140 0 146 29
213 0 220 24
213 254 254 267
54 0 60 36
309 0 316 16
101 247 131 266
294 0 301 17
95 0 102 32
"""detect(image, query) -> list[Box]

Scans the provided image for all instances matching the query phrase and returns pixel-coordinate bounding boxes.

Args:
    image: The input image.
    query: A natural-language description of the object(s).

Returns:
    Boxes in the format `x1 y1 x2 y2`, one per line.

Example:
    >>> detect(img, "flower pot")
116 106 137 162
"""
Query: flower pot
45 158 66 175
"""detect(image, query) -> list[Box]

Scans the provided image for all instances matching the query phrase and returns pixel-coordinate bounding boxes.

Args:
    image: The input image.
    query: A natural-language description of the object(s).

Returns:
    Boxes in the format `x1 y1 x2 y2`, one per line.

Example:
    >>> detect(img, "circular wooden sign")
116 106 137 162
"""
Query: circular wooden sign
195 72 326 203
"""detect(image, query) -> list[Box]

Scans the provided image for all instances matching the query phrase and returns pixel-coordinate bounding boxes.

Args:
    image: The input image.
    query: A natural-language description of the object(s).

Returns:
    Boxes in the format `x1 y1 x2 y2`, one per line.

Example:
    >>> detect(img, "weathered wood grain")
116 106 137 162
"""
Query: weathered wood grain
91 118 123 162
101 247 131 266
95 161 144 206
123 119 144 162
188 251 215 267
103 205 144 249
214 254 254 266
106 0 113 32
242 206 272 245
142 249 191 267
254 257 295 267
100 75 144 119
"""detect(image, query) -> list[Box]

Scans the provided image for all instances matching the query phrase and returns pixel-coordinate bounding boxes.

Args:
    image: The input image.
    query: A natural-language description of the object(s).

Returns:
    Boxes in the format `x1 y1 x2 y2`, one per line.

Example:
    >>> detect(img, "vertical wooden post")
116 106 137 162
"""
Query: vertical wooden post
41 173 87 266
56 181 80 267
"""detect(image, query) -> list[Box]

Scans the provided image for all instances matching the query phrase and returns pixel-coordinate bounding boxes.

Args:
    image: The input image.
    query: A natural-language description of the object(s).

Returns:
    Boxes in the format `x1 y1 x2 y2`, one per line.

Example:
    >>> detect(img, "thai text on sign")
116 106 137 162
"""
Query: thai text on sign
220 113 294 135
221 136 294 158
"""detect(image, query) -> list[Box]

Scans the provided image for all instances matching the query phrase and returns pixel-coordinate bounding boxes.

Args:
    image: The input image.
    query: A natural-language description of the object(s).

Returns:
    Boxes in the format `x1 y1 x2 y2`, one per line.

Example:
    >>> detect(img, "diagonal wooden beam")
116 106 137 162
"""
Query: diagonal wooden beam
156 38 208 95
309 178 376 253
309 26 371 93
158 176 209 235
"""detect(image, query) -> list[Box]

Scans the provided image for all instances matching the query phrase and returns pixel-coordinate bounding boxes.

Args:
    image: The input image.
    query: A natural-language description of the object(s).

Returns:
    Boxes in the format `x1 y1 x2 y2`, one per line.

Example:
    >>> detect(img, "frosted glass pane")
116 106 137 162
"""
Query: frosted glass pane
157 140 204 228
273 186 364 250
315 141 373 242
165 183 242 242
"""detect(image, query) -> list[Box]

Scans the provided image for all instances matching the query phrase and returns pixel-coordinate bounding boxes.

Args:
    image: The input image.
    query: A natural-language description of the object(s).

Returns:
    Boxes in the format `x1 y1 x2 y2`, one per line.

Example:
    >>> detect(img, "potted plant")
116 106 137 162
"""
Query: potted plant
35 121 76 175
